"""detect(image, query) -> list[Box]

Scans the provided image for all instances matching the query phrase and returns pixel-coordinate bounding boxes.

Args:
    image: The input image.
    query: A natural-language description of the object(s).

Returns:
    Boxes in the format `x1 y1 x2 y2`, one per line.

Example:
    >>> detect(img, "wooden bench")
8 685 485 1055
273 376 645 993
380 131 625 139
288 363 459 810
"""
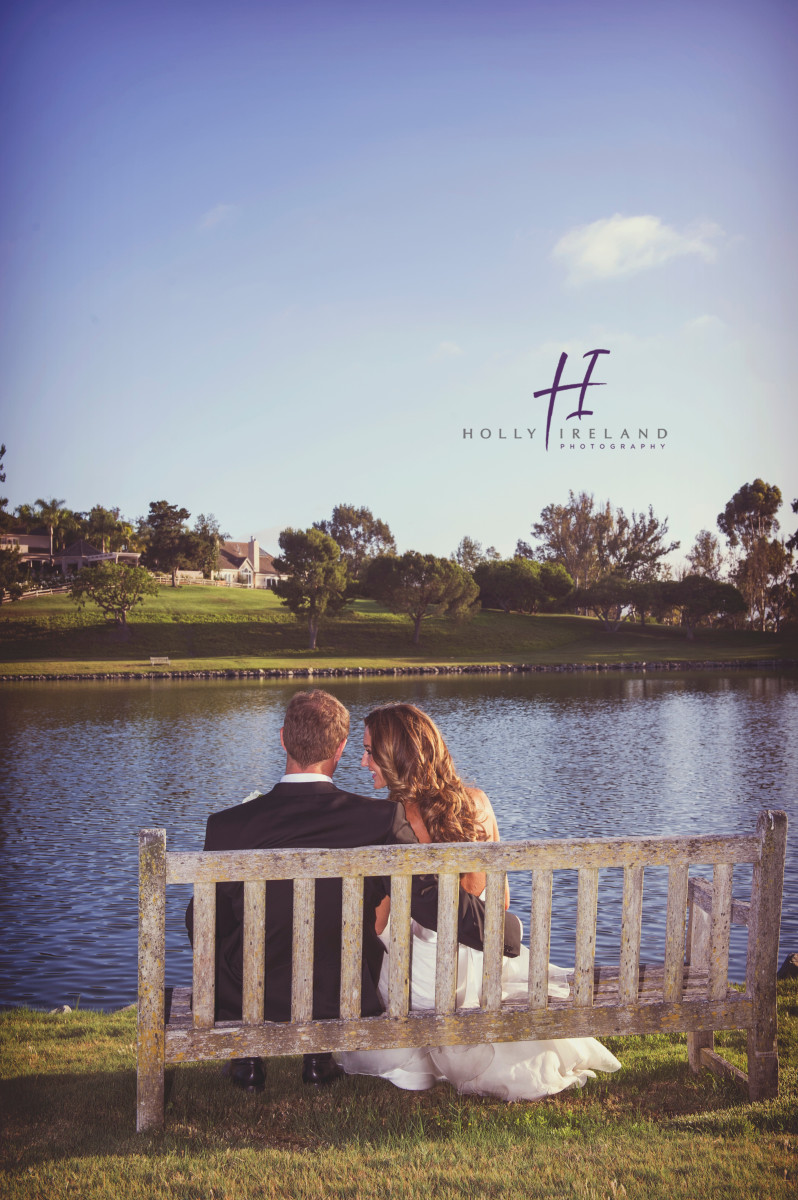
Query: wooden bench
149 657 170 666
136 809 787 1132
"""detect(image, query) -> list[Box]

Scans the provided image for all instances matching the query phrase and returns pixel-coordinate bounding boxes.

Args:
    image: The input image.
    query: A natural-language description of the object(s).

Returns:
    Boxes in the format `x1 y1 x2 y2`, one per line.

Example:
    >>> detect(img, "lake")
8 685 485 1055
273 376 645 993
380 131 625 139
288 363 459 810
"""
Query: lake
0 670 795 1010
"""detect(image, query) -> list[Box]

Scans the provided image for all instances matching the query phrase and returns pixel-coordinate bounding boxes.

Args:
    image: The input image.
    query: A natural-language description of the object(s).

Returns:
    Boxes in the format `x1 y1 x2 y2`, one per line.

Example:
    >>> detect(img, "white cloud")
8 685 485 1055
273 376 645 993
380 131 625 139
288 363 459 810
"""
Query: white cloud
431 340 464 359
552 214 725 284
197 203 237 231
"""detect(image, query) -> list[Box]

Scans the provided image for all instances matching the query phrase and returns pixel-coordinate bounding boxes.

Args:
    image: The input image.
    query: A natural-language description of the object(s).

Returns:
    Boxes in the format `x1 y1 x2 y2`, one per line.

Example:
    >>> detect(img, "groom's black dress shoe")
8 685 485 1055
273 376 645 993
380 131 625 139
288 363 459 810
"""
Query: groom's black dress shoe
302 1053 344 1086
226 1057 266 1093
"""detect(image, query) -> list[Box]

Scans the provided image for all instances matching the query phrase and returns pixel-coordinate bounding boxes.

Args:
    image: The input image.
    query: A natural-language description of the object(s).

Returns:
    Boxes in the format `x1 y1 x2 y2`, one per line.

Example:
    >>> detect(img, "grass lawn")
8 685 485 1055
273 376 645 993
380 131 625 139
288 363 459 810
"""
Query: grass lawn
1 586 797 676
1 981 796 1199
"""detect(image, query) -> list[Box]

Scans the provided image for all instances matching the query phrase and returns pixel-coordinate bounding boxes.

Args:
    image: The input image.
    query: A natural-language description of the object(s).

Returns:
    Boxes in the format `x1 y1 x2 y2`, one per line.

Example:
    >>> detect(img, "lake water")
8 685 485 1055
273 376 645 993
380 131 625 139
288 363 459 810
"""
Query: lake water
0 671 796 1010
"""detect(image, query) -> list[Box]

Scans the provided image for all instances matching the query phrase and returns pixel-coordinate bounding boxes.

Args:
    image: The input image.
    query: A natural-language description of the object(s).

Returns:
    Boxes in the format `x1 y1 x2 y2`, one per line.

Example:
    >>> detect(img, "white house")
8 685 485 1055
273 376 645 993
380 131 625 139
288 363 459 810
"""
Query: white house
217 537 286 589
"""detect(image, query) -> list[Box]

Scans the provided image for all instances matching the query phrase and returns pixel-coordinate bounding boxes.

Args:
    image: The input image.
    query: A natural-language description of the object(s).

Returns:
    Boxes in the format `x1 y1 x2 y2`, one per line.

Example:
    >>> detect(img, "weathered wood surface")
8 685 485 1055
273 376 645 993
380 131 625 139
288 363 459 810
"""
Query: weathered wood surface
481 871 506 1011
618 865 644 1004
163 989 754 1062
166 833 761 884
529 869 553 1009
663 864 689 1002
137 809 787 1131
745 810 788 1100
387 875 411 1018
242 881 266 1025
291 878 315 1023
689 876 750 927
137 829 166 1133
339 876 364 1020
435 872 460 1014
191 882 216 1028
574 868 598 1007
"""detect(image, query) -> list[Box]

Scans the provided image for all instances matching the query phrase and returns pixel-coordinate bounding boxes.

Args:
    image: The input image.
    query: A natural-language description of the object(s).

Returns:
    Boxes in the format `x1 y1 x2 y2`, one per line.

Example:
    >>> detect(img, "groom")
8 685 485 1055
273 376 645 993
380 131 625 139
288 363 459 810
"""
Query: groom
187 688 521 1093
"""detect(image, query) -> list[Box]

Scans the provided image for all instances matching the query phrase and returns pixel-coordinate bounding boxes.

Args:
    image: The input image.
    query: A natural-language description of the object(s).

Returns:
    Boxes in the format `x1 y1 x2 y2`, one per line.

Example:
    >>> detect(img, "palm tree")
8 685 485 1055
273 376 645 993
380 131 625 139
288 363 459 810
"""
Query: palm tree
35 497 66 558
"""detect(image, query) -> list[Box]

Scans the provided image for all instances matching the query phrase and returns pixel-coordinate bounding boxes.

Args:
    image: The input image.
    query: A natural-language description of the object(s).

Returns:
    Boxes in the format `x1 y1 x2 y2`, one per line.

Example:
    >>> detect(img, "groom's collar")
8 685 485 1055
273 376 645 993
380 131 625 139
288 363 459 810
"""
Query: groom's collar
280 772 333 784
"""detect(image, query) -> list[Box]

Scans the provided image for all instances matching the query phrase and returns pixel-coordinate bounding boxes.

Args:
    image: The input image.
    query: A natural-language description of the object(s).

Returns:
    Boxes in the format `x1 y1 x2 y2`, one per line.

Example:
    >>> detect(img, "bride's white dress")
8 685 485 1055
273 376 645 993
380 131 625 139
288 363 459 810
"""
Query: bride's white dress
337 913 621 1101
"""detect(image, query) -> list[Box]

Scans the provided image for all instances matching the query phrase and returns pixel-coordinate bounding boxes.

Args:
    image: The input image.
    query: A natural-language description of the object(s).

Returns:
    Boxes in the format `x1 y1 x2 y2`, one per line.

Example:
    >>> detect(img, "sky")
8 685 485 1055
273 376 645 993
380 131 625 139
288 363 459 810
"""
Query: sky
1 0 796 566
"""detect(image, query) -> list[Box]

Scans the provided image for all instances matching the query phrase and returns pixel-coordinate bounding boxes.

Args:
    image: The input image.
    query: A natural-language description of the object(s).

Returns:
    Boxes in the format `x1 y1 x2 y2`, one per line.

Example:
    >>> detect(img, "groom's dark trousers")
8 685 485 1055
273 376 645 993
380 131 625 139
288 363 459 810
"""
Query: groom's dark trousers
186 781 522 1022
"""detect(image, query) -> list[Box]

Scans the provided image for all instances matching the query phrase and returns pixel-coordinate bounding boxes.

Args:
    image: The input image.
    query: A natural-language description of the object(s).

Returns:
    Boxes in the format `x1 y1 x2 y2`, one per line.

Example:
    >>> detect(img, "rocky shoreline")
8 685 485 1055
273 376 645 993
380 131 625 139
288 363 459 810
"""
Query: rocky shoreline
2 657 795 682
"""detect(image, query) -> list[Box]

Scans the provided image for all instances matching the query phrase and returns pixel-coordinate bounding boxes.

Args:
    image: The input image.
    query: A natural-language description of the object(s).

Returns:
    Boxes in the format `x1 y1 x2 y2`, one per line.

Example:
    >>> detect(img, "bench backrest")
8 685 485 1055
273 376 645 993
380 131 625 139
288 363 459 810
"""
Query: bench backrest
139 810 786 1039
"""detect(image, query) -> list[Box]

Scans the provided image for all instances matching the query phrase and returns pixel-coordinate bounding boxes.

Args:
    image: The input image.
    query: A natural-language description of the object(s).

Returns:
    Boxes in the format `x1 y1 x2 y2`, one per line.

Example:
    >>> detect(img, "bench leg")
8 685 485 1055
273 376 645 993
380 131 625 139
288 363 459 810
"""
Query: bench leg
137 829 166 1131
687 1030 713 1072
744 811 787 1102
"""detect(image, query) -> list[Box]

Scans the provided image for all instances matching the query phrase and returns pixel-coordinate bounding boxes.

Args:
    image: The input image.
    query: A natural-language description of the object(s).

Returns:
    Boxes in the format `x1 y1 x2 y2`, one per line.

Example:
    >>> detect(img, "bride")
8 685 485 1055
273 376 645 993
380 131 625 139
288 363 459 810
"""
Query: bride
336 703 621 1100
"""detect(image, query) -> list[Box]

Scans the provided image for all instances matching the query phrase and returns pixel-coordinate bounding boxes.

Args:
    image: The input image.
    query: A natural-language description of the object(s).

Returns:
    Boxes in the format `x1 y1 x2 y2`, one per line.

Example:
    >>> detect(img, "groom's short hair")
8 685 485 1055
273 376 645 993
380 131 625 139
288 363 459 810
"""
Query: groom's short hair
282 689 350 768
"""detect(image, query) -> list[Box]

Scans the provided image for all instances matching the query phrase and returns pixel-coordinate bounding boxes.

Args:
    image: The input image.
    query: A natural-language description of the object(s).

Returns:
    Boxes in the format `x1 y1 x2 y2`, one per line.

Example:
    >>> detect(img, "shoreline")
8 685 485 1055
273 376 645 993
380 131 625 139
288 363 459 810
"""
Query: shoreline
2 656 796 682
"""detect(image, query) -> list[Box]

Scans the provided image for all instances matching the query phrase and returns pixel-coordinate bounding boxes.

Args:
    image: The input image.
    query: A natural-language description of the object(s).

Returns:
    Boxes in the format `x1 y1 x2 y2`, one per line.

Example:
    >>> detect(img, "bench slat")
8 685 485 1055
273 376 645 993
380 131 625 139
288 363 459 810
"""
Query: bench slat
435 872 460 1015
291 878 315 1023
165 833 761 883
481 871 506 1011
664 864 689 1001
192 882 216 1027
340 877 364 1020
708 864 734 1000
242 881 266 1025
163 991 754 1061
619 864 644 1003
387 875 411 1017
528 868 553 1009
574 867 599 1007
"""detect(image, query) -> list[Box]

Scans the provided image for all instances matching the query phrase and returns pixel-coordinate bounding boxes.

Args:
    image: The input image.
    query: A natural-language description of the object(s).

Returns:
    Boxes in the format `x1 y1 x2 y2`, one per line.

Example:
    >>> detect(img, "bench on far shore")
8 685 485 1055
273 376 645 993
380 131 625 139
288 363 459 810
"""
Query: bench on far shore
136 810 787 1132
149 657 170 666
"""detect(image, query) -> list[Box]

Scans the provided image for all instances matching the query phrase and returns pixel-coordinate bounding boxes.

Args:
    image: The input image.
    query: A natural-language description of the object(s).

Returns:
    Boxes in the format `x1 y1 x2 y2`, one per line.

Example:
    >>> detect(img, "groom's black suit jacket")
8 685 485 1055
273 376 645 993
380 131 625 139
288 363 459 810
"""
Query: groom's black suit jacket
186 780 522 1022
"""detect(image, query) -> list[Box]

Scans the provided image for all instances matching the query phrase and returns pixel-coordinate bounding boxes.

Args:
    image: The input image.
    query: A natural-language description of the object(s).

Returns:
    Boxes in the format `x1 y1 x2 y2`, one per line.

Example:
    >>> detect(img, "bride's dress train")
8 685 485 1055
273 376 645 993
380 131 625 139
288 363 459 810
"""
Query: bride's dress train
337 916 621 1101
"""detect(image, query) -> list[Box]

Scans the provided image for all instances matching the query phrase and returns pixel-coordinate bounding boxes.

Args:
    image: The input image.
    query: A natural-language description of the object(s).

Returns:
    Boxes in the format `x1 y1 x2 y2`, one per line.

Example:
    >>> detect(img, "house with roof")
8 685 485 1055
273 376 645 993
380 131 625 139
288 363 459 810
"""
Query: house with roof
217 537 286 589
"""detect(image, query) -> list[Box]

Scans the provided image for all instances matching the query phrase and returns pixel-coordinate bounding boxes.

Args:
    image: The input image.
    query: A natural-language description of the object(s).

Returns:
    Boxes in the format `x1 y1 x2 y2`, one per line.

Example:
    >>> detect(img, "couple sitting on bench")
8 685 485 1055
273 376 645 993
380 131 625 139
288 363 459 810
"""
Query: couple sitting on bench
187 689 620 1099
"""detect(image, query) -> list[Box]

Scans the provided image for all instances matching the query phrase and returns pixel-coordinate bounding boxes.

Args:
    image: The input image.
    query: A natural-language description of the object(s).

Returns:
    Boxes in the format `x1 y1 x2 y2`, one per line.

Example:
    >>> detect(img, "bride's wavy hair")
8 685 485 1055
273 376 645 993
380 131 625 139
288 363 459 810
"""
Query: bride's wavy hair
364 704 486 845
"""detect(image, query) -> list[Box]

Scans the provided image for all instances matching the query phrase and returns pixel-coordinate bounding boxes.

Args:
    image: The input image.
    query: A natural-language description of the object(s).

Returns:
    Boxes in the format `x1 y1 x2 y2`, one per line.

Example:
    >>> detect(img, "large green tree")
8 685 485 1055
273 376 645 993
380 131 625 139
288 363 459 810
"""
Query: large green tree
313 504 395 584
366 552 478 645
192 513 229 578
70 562 158 627
663 576 747 639
139 500 195 586
474 557 572 613
273 527 349 650
717 480 784 629
0 545 23 602
0 443 8 530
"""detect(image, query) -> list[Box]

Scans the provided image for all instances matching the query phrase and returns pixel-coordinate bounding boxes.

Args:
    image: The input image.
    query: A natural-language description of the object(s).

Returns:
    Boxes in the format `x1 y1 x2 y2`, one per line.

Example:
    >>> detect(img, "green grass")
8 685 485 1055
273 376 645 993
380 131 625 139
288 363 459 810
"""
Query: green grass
2 981 796 1198
1 586 796 676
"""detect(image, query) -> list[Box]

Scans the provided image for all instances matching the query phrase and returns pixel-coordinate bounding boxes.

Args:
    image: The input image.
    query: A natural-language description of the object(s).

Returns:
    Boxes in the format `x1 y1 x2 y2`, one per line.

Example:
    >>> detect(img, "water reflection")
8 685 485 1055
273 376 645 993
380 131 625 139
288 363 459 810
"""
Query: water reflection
0 670 795 1009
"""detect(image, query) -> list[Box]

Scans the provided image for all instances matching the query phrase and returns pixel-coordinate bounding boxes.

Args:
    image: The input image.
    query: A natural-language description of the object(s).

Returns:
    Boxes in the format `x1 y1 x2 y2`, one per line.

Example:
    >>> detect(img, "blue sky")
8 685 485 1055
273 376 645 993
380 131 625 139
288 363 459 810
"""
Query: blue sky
2 0 796 564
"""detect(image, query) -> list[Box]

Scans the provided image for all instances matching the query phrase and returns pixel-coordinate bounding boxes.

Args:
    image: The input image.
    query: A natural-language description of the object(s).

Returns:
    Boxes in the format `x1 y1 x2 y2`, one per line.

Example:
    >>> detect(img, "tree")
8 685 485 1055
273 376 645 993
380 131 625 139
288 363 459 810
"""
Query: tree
598 505 680 582
35 496 67 557
733 538 793 632
686 529 724 580
139 500 194 586
474 557 573 613
0 443 9 530
574 575 637 632
452 536 485 573
717 480 784 628
0 545 23 602
717 479 782 551
70 563 158 627
193 513 230 578
313 504 396 583
273 527 349 650
518 490 608 590
87 505 133 553
663 576 747 639
366 552 478 645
